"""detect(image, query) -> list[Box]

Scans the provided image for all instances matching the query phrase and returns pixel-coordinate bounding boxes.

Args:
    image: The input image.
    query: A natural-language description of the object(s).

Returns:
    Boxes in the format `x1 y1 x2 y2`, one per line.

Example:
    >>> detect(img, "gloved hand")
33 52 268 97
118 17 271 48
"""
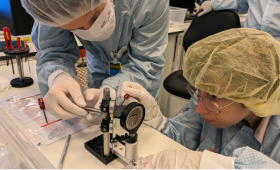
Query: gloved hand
44 73 87 120
83 88 104 122
121 82 160 121
135 150 203 169
198 1 213 17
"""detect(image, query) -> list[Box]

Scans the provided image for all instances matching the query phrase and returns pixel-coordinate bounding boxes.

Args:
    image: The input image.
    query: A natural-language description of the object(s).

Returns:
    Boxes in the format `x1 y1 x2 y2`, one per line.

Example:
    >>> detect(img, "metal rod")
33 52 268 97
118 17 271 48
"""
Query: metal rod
83 106 101 113
103 132 110 156
10 56 14 74
42 109 48 124
112 118 119 153
21 55 24 77
28 56 31 74
27 54 31 74
16 55 24 81
102 87 110 156
103 88 110 100
97 136 104 158
6 55 9 66
57 134 71 169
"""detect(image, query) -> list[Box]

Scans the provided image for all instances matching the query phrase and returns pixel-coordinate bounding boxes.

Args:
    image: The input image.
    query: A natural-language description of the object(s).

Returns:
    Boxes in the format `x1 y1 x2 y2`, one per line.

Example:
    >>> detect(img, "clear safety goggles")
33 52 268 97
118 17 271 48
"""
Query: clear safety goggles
187 85 235 115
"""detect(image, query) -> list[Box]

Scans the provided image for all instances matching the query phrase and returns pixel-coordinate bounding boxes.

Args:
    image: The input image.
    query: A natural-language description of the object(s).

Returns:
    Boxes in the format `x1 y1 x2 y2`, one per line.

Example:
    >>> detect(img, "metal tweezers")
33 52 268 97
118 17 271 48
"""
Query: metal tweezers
83 106 102 113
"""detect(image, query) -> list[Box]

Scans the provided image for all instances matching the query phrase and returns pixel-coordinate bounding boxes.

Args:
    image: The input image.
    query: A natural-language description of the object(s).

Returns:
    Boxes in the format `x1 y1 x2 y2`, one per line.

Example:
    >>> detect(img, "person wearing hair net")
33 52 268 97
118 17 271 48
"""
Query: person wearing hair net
122 28 280 169
198 0 280 42
20 0 169 121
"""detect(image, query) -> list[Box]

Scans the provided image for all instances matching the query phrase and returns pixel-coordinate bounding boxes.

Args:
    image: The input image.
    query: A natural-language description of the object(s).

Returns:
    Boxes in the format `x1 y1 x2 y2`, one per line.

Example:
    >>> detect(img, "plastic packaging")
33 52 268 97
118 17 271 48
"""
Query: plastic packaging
0 89 90 147
0 108 54 169
0 99 47 150
0 89 92 169
169 7 188 26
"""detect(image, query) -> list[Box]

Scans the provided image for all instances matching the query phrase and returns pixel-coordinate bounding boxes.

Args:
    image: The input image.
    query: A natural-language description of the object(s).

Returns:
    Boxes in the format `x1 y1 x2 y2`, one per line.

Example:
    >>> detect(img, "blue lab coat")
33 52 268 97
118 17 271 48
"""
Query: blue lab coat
31 0 169 98
212 0 280 42
161 98 280 168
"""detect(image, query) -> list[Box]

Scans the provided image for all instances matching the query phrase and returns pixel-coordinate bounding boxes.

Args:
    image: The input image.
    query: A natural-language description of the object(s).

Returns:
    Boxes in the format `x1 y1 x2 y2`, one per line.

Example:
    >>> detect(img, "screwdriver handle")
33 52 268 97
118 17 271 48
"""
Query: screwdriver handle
17 37 22 51
38 98 45 110
124 94 130 100
3 27 13 50
24 39 27 49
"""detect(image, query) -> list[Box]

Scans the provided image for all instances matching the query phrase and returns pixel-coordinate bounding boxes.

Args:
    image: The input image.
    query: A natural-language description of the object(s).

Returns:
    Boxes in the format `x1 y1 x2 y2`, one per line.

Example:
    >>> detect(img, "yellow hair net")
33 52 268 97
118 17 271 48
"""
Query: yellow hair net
183 28 280 117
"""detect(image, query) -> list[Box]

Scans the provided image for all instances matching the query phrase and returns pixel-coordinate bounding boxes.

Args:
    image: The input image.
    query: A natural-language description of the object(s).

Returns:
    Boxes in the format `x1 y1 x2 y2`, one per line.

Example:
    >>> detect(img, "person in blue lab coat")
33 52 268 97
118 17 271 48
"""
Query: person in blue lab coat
198 0 280 42
122 28 280 169
20 0 169 121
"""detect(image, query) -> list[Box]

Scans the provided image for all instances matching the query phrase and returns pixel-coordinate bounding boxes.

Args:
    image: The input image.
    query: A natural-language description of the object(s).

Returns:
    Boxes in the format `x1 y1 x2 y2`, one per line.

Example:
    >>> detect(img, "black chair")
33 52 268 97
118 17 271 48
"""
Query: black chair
163 10 241 99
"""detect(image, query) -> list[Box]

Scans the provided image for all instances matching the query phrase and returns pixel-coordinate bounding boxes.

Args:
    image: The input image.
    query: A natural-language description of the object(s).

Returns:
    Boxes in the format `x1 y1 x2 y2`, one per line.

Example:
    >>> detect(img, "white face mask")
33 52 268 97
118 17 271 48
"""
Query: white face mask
71 0 116 41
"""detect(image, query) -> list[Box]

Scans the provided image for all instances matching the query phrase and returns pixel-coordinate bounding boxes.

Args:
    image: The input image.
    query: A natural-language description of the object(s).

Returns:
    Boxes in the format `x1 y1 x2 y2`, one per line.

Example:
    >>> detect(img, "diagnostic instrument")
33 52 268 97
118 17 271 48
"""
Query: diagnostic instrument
84 88 145 166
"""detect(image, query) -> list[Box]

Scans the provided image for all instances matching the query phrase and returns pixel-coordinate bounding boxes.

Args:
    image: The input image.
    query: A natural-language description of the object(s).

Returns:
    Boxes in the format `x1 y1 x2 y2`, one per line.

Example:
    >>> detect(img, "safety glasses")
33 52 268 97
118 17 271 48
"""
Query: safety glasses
187 85 235 115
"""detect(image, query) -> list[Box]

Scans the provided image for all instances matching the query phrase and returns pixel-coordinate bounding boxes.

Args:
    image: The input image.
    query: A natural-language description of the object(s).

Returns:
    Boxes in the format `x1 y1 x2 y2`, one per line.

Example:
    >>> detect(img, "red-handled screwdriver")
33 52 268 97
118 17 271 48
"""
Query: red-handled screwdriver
121 93 130 105
17 37 22 52
38 98 48 124
3 27 13 50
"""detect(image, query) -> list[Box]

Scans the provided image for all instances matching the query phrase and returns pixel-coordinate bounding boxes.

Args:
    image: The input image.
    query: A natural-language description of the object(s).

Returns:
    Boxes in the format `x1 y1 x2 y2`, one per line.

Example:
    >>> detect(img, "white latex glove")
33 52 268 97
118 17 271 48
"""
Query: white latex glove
121 82 160 121
44 73 87 120
135 150 203 169
83 88 104 122
198 1 213 17
122 96 139 105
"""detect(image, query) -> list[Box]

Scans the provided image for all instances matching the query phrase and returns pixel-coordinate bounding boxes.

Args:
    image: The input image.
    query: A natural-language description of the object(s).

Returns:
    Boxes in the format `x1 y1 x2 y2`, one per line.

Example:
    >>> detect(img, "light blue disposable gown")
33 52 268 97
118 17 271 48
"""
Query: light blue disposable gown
212 0 280 42
31 0 169 97
161 98 280 168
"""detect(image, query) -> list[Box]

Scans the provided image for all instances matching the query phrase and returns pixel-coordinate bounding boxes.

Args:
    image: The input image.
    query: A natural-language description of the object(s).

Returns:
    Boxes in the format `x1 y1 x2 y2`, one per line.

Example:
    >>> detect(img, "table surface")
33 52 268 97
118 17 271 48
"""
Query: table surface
0 60 188 169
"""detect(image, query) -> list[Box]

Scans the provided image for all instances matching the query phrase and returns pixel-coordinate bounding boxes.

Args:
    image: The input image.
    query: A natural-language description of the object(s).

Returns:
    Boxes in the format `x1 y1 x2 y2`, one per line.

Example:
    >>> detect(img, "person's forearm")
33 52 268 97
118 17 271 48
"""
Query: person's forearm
212 0 249 14
32 23 80 96
233 146 280 169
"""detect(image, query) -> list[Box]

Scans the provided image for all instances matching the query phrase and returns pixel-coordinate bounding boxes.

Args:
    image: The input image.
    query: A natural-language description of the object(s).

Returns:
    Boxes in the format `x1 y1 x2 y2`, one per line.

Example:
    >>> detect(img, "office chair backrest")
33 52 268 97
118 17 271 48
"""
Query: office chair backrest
163 10 241 100
183 10 241 51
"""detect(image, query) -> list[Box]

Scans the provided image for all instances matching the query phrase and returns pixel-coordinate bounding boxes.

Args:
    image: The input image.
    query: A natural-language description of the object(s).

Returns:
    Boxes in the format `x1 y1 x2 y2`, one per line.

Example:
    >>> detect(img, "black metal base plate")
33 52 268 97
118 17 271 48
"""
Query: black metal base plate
85 134 118 165
11 77 33 88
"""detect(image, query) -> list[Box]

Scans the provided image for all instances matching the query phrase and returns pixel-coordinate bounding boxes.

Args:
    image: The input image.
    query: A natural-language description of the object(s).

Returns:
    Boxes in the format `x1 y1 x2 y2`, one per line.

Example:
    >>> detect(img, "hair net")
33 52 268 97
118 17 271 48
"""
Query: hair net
183 28 280 117
20 0 107 27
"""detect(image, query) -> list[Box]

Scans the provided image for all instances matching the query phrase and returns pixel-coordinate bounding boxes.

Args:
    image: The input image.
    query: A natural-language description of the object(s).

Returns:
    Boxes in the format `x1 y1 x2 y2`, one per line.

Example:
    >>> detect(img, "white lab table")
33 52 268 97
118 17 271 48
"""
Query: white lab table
0 60 187 169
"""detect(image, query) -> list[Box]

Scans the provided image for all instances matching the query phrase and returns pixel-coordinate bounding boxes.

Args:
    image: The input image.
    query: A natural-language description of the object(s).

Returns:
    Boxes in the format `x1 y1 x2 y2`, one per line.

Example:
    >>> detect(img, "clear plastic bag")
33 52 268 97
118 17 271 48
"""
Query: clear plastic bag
0 109 54 169
0 97 47 150
0 89 91 148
